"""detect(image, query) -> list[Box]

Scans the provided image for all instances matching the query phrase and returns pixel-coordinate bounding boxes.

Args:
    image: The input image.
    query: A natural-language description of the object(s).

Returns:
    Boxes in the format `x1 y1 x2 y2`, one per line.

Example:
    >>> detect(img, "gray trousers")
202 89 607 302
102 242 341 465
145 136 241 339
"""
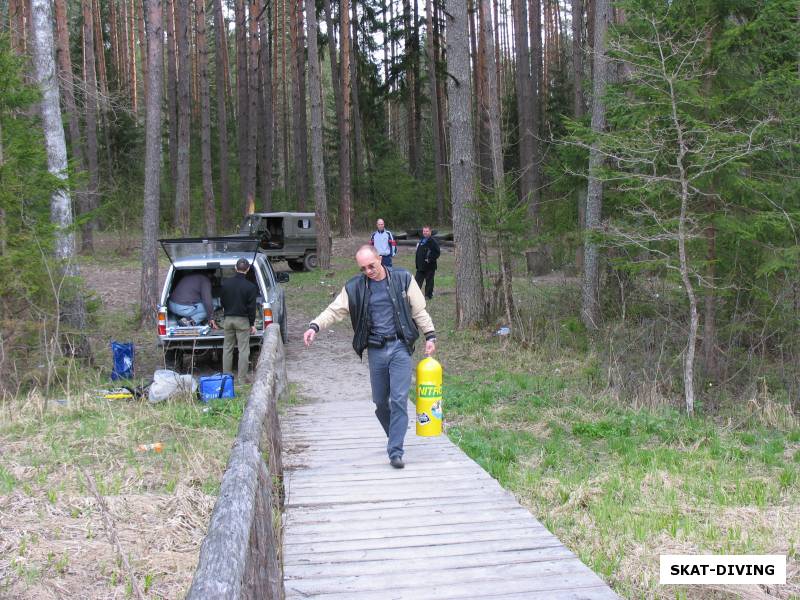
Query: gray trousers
223 316 251 381
367 339 412 459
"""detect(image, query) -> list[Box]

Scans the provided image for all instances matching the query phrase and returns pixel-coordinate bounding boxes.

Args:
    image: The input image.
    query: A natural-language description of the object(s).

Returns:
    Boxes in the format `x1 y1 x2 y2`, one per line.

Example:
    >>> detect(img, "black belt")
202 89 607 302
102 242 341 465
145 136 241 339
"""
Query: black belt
378 334 399 342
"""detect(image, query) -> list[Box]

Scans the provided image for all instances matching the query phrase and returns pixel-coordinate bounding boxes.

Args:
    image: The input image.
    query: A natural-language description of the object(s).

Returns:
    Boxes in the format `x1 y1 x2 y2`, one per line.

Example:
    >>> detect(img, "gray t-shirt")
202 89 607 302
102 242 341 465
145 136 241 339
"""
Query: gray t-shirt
368 278 396 337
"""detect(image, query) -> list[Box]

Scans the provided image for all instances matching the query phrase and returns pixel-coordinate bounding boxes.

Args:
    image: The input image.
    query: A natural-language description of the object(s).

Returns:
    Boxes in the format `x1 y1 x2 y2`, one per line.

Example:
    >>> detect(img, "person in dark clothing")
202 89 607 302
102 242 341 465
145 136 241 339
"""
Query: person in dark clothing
212 258 259 381
415 226 441 300
168 272 214 326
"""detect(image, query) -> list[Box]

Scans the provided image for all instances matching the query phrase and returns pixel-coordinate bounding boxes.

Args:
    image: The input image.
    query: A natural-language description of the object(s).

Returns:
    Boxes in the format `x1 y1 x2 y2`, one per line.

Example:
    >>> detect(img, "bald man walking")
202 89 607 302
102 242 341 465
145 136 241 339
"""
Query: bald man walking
303 246 437 468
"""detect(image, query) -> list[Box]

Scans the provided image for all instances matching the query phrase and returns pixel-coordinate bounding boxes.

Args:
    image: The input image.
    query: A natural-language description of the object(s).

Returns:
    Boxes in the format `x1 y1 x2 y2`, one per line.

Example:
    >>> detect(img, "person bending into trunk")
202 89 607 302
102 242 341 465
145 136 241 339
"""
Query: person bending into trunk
168 271 214 326
303 245 437 469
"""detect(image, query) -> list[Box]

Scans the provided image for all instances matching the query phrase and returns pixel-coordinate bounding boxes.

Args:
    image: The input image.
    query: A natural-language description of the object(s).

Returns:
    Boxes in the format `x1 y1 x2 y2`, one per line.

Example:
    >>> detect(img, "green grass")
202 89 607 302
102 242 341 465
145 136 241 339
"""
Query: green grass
444 370 799 598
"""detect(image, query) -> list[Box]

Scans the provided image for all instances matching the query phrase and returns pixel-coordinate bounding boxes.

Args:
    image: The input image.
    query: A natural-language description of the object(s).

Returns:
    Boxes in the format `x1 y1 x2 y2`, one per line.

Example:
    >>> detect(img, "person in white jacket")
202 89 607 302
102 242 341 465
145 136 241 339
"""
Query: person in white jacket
370 218 397 267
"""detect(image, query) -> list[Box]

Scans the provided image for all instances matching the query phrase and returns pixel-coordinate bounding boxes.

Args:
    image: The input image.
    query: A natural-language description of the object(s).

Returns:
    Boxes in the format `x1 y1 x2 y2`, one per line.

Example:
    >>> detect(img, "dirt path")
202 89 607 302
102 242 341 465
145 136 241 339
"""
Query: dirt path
282 309 372 405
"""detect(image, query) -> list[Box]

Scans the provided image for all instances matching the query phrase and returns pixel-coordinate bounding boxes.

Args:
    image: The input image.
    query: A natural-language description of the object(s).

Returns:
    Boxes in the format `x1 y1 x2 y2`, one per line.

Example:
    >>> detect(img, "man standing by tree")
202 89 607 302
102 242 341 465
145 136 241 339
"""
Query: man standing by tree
370 218 397 267
303 245 437 469
215 258 258 382
415 226 440 299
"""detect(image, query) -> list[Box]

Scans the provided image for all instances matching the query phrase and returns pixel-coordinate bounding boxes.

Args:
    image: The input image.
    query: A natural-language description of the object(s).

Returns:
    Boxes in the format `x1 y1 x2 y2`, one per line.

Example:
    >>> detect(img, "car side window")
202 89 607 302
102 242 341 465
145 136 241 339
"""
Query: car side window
257 259 273 291
297 218 311 229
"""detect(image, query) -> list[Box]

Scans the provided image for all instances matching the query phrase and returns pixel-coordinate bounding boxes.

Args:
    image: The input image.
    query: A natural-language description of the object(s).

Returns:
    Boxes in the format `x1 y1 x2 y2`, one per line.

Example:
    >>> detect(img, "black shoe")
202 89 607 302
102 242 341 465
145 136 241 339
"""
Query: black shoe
390 456 404 469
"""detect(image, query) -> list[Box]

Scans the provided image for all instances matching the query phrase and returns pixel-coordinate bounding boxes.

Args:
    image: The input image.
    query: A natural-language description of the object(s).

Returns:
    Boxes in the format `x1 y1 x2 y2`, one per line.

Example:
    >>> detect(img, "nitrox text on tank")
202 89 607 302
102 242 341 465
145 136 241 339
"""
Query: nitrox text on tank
416 357 443 436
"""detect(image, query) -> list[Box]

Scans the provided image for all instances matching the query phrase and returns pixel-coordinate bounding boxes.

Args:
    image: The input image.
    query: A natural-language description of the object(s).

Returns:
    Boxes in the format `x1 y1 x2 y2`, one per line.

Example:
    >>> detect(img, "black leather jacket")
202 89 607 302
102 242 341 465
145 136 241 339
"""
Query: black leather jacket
345 267 420 358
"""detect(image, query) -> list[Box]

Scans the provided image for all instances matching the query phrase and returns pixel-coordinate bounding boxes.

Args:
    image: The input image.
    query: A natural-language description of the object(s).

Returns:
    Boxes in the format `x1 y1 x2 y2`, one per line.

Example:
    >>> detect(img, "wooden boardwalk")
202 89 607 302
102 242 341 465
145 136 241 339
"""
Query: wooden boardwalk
281 398 620 600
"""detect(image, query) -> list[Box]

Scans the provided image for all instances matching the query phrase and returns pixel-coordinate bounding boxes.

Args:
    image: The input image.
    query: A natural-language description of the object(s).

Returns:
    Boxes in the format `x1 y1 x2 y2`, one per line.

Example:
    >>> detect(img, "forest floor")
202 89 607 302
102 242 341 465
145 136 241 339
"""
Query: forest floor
1 232 799 599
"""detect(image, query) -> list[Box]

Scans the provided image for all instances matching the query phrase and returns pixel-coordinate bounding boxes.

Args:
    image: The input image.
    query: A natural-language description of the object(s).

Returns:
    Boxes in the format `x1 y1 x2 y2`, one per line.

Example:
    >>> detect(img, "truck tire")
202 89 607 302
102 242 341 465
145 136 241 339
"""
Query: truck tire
303 252 318 271
288 259 305 272
280 312 288 344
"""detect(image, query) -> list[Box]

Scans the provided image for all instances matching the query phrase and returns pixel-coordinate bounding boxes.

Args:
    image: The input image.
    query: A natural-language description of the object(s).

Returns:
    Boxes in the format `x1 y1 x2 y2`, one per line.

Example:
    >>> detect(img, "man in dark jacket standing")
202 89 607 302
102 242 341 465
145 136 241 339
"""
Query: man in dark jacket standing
212 258 259 381
303 245 437 469
415 226 441 300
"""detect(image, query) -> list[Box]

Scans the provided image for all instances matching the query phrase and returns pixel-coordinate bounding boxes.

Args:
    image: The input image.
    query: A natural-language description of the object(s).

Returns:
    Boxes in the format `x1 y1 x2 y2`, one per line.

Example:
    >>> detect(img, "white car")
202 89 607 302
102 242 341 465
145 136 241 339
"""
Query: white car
157 237 288 371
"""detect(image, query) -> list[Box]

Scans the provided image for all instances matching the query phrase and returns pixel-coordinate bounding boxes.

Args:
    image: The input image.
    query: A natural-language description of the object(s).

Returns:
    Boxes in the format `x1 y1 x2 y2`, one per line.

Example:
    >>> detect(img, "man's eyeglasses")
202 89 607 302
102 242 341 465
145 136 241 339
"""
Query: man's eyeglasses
360 262 381 273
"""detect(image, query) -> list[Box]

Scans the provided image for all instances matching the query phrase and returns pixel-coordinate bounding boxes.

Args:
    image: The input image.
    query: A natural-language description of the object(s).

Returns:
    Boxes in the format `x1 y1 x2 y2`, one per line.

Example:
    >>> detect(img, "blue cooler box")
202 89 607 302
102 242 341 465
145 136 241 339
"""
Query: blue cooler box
198 373 235 402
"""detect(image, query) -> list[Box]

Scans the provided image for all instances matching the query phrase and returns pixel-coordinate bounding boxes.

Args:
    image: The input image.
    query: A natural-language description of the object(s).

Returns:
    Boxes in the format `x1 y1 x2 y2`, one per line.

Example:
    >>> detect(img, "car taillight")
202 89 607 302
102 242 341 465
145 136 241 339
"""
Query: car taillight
158 307 167 336
262 302 273 326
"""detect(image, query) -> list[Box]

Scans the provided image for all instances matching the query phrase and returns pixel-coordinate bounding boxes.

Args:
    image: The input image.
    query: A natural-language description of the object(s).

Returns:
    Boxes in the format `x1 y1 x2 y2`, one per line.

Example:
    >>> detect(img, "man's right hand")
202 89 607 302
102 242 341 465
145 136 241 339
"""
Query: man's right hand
303 328 316 347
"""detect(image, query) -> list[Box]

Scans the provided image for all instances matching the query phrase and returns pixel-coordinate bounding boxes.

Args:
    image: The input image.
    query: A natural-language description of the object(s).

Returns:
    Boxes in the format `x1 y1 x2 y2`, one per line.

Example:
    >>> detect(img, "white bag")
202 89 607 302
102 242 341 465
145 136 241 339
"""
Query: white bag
148 369 197 403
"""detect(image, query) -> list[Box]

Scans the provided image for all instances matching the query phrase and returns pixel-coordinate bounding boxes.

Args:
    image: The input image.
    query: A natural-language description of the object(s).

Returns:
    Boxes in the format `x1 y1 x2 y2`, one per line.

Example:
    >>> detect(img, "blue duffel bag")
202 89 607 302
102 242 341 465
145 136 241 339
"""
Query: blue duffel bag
111 341 134 380
198 373 235 402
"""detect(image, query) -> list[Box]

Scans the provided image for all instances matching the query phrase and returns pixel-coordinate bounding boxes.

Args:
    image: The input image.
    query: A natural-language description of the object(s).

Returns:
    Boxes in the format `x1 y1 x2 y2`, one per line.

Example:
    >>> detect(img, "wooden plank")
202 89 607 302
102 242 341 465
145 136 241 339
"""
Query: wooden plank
284 546 576 578
286 465 486 486
285 567 609 599
283 537 569 565
287 509 533 540
286 558 590 594
284 517 544 545
283 525 555 554
284 497 523 521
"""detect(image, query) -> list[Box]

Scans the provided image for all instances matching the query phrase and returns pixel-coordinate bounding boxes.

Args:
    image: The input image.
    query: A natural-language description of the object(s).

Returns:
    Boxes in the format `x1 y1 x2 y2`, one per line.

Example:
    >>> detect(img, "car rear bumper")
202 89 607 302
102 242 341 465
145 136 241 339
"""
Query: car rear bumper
158 332 264 351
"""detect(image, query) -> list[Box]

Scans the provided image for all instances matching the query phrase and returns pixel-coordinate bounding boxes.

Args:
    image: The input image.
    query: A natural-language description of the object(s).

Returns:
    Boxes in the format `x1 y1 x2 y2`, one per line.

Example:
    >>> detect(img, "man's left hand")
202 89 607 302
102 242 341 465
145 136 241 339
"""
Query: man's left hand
250 326 257 335
209 319 218 329
424 339 436 356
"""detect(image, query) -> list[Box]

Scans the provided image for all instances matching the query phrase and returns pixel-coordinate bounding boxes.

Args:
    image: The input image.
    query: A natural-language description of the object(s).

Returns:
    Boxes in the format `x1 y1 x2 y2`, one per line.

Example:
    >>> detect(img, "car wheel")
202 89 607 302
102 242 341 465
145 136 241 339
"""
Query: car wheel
288 259 305 272
303 252 318 271
280 305 288 344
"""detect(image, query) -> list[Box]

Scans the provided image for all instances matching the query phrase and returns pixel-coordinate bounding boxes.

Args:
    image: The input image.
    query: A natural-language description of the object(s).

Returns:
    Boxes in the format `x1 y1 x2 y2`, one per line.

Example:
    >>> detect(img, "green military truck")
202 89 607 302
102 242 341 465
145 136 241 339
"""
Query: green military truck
236 212 318 271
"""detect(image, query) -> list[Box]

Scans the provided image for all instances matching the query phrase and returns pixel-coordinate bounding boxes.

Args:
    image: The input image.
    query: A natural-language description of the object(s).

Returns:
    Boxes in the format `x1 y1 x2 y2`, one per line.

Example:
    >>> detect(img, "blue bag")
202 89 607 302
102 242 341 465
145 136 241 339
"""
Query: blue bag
198 373 235 402
110 341 135 380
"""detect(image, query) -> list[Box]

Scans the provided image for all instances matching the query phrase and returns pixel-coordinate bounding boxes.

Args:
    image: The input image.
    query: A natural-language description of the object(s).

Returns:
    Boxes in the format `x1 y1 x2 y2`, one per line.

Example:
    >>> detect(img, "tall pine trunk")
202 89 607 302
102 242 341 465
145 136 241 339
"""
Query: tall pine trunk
235 0 249 214
197 0 216 234
305 0 331 268
93 0 109 98
513 0 535 214
581 0 609 330
245 0 259 214
54 0 88 227
339 0 353 235
136 0 147 111
31 0 89 352
259 1 274 211
481 0 514 322
573 0 586 270
141 0 163 325
165 0 178 185
350 1 366 205
527 0 542 232
174 0 191 233
213 0 232 227
291 0 309 208
425 0 446 223
81 0 99 253
447 0 485 327
403 0 417 175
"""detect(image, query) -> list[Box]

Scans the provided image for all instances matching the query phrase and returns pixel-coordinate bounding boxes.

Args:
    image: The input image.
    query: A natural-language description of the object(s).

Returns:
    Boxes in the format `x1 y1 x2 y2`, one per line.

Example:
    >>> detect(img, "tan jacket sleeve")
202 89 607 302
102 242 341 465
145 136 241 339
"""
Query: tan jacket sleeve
310 287 350 330
406 277 435 337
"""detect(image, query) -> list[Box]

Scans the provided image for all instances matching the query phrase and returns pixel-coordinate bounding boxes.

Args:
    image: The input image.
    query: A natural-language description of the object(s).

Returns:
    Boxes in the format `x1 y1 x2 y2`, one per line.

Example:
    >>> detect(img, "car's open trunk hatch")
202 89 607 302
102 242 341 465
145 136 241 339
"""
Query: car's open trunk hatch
159 237 260 266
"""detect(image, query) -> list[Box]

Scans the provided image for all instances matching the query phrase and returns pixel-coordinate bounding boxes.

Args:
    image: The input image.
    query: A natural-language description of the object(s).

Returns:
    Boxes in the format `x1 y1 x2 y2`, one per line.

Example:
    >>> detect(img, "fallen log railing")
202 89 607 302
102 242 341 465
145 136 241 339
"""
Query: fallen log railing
187 325 286 600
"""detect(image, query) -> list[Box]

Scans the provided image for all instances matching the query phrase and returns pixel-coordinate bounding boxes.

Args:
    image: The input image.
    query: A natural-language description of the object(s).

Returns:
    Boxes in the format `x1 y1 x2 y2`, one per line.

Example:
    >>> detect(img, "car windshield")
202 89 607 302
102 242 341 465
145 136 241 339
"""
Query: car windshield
159 237 260 264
